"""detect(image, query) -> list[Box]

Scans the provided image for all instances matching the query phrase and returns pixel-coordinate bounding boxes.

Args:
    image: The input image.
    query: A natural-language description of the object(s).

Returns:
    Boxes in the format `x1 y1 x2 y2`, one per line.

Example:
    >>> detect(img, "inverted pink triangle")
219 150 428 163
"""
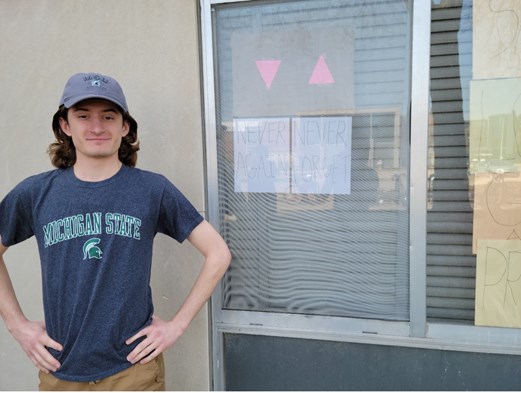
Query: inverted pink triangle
256 60 281 89
309 55 335 85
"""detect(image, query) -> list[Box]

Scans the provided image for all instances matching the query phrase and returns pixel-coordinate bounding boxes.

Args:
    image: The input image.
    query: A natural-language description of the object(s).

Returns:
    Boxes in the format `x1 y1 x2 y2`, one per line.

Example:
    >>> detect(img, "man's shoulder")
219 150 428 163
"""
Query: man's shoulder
125 166 170 185
13 168 65 190
125 167 188 199
1 169 66 208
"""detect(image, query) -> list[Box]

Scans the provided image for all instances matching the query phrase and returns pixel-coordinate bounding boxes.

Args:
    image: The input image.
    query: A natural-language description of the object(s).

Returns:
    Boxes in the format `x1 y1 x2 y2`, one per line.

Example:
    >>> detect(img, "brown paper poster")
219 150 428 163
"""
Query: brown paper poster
472 172 521 254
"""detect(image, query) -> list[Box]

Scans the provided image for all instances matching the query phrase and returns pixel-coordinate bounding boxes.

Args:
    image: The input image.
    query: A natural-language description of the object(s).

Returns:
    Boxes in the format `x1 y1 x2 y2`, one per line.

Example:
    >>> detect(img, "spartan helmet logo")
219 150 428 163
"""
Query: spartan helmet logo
83 238 103 260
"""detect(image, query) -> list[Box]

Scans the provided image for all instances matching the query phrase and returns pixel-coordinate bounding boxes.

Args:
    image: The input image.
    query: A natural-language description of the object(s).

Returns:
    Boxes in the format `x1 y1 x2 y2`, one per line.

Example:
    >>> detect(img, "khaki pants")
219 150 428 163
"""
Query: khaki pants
38 354 165 391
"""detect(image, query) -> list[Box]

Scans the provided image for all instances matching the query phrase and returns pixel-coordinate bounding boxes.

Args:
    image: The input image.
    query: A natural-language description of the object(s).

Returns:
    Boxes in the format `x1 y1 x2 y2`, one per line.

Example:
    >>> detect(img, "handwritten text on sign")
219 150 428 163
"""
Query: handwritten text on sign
475 239 521 328
234 118 290 193
233 117 352 194
292 117 352 194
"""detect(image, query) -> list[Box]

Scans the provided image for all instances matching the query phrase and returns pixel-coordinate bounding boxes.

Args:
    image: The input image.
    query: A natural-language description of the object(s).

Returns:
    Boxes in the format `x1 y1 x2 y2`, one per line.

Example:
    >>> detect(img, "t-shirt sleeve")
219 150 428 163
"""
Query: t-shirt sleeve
156 178 204 242
0 181 34 247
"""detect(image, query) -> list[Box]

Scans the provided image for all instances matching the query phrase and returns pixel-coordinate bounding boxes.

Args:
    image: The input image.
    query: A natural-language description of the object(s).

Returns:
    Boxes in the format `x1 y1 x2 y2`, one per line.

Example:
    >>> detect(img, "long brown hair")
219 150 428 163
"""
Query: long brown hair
48 105 140 168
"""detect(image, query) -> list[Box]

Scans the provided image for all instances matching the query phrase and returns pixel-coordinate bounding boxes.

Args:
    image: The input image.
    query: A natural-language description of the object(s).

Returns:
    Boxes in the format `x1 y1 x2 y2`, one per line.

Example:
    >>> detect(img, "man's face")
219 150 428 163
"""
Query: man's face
59 98 129 163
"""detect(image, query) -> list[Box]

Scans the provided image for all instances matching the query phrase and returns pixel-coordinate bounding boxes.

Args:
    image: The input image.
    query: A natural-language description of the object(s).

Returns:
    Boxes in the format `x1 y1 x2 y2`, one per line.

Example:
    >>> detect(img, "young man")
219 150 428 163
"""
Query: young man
0 72 231 390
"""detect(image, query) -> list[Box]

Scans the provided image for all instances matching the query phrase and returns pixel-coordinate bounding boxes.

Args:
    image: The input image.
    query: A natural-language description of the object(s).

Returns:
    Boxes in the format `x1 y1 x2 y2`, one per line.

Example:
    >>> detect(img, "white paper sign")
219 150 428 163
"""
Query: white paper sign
234 118 291 193
234 116 352 194
291 117 352 194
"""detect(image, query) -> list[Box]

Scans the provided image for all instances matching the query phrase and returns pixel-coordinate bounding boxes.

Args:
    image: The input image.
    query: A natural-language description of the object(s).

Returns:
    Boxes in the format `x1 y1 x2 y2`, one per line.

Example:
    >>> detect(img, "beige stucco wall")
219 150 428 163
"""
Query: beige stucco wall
0 0 210 390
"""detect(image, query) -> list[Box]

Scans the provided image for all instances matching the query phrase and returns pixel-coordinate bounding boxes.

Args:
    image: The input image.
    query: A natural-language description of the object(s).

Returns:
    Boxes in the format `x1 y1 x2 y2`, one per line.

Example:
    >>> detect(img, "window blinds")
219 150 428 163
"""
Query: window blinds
427 1 475 322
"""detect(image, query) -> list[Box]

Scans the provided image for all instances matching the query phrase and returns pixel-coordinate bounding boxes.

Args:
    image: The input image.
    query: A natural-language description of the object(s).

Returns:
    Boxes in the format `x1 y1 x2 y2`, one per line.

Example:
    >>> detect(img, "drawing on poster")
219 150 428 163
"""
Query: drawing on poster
475 239 521 328
472 172 521 253
473 1 521 79
233 116 352 194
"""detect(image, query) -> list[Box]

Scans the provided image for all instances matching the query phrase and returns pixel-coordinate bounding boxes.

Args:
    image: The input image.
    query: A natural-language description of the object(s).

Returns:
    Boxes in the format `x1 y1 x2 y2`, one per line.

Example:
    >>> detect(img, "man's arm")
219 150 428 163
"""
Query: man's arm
126 219 232 364
0 240 62 373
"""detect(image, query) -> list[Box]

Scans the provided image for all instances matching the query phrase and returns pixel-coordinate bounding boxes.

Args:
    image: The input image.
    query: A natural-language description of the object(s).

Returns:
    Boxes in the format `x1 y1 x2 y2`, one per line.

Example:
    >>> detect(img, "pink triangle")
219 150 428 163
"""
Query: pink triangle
309 55 335 85
256 60 281 89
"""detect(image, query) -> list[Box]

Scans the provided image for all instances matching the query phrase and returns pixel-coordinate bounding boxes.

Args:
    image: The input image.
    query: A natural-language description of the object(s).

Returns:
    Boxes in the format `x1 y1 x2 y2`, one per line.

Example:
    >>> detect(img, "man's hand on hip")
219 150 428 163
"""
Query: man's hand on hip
125 315 184 365
11 319 62 373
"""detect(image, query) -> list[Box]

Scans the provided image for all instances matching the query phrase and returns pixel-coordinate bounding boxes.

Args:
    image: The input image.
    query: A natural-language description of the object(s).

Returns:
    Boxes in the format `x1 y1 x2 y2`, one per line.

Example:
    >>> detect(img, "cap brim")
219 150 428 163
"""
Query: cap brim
62 94 127 113
52 105 139 137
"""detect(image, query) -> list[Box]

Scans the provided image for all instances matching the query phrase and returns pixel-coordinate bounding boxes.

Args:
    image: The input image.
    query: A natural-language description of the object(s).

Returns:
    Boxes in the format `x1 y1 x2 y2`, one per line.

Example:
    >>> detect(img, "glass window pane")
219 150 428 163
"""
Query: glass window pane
427 0 474 322
215 0 411 320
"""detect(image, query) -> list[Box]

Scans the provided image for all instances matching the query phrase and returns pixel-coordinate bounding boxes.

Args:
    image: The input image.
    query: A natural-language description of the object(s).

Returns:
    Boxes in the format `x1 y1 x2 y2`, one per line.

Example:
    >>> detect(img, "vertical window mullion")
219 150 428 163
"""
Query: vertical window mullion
409 0 431 338
201 0 226 389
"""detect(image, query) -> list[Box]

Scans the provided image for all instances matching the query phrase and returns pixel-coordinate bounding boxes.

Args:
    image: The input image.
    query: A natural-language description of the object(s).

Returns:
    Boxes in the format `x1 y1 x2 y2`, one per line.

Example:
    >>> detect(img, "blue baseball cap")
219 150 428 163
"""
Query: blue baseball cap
52 72 138 137
59 72 130 112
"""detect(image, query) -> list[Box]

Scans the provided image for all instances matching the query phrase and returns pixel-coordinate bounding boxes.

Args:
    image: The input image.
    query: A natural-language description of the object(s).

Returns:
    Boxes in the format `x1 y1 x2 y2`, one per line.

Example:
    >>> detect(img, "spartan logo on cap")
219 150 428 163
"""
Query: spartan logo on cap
84 74 108 88
83 238 103 260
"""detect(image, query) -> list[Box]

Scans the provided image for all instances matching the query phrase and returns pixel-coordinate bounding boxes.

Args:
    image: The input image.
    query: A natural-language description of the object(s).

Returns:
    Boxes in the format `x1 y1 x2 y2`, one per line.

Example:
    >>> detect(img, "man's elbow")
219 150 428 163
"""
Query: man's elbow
217 243 232 272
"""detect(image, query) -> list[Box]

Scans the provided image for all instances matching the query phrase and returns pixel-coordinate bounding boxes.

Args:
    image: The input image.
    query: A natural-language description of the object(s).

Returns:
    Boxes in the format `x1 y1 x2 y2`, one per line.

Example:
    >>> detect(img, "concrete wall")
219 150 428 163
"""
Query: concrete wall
0 0 210 390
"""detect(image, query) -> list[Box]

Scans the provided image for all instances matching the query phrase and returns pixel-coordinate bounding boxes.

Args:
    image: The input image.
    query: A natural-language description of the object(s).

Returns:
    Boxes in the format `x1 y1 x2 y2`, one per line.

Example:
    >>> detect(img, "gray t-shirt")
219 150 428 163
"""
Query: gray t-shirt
0 165 203 382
